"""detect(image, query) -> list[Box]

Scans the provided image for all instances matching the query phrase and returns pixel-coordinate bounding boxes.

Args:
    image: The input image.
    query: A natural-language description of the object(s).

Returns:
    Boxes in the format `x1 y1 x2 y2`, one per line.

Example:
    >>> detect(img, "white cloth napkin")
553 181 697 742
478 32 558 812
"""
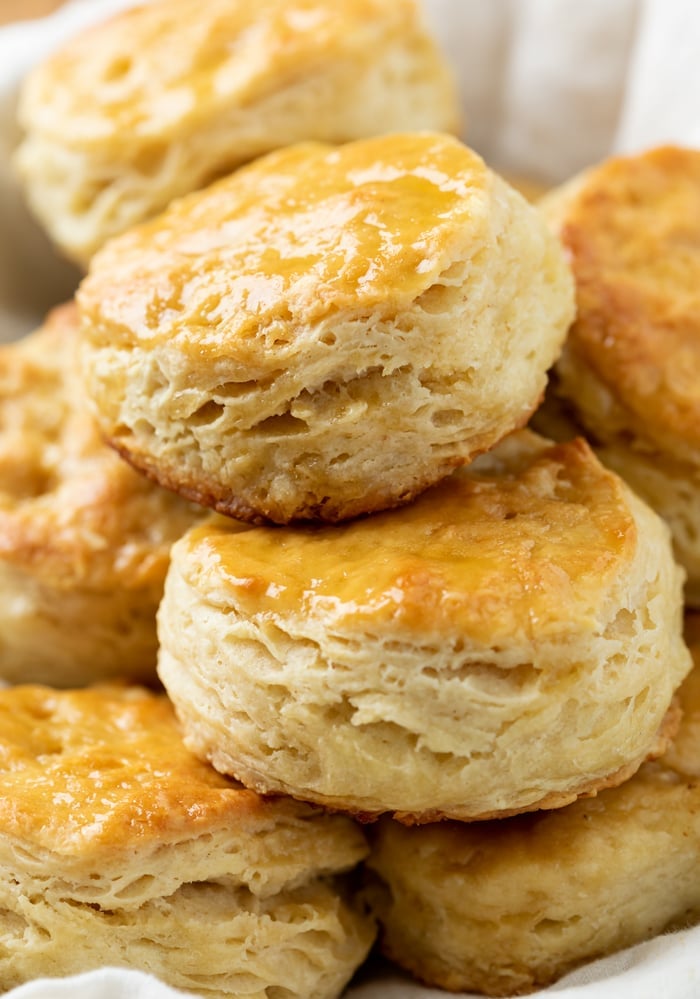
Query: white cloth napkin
1 1 699 996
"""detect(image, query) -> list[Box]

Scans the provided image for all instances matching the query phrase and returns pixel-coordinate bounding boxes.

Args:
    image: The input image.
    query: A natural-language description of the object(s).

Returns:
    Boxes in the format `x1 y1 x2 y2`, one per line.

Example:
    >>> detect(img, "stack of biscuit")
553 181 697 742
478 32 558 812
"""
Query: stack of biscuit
3 1 700 997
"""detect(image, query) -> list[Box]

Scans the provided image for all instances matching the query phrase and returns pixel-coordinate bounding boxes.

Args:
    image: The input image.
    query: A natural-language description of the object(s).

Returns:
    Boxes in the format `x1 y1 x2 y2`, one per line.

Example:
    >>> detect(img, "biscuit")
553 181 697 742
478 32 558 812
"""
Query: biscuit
15 0 460 264
536 145 700 606
0 683 373 996
157 430 690 823
365 615 700 996
0 303 199 687
78 132 575 525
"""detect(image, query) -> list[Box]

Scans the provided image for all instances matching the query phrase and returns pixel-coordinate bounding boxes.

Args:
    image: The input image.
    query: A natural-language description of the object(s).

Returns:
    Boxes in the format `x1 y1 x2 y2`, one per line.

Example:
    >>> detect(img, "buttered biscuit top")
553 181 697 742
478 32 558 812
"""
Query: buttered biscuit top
0 685 257 858
79 132 574 524
83 136 490 356
180 436 636 644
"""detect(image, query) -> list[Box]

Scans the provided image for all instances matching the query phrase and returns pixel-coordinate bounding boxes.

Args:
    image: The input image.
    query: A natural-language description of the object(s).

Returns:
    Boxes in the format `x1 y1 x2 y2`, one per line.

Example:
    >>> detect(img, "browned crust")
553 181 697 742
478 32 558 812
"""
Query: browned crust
558 145 700 455
107 433 470 526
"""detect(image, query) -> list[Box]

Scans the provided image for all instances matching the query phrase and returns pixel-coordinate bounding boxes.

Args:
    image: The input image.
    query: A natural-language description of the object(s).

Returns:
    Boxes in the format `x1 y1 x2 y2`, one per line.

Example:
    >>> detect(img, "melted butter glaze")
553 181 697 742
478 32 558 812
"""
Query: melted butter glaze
0 685 263 856
80 133 488 361
185 436 634 644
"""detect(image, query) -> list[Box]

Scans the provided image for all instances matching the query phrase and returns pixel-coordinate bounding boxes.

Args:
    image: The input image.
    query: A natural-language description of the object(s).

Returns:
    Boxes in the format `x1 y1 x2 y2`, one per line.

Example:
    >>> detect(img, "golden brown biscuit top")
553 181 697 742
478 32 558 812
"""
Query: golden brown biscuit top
78 133 489 364
0 304 197 589
183 432 636 644
0 684 276 856
21 0 447 147
559 146 700 454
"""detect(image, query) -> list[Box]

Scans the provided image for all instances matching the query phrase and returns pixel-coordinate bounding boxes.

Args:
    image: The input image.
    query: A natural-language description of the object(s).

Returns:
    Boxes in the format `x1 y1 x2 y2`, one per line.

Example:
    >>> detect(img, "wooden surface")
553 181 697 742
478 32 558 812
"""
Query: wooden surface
0 0 66 26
